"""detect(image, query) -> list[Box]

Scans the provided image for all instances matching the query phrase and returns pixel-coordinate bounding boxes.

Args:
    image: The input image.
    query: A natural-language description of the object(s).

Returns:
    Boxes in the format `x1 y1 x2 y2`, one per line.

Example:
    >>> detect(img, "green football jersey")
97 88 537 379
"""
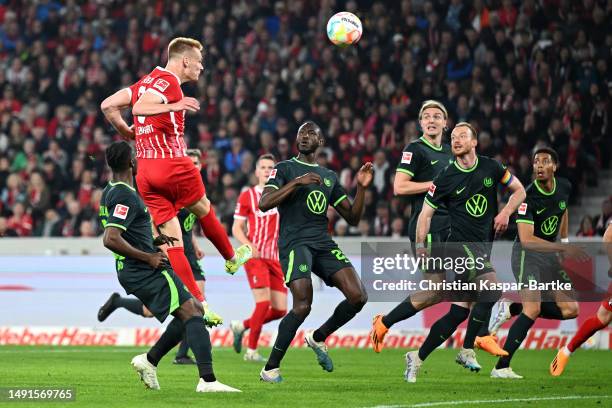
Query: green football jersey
265 157 348 253
424 155 513 243
99 181 156 289
396 136 453 239
515 177 571 242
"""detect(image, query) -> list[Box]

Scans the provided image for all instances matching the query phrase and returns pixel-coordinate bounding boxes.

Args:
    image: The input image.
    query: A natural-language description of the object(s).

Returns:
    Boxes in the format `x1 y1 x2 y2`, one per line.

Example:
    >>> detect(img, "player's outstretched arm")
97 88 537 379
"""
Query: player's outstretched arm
493 177 526 235
132 91 200 116
100 88 135 140
517 222 589 260
335 163 373 226
103 226 168 269
259 172 322 212
394 171 432 196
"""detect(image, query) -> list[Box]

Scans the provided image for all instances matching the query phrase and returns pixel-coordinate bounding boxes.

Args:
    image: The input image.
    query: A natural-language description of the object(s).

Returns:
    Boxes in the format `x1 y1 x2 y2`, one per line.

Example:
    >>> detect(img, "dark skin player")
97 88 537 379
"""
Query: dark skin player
259 124 372 352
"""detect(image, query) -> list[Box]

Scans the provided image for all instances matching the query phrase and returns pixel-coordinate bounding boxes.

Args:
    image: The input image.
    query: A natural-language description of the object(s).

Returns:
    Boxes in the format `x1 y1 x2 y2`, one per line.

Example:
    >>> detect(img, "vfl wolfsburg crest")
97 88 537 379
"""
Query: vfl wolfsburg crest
307 190 327 214
324 178 332 187
299 264 308 272
483 177 493 188
183 213 197 232
465 194 488 217
559 201 566 210
541 215 559 236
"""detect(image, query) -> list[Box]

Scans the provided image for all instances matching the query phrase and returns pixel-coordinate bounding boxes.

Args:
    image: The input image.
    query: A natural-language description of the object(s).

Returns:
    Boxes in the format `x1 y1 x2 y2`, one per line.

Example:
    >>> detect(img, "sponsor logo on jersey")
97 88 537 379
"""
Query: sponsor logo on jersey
152 78 170 92
537 208 546 215
401 152 413 164
430 160 439 165
541 215 559 236
136 124 154 135
306 190 327 214
456 186 466 195
427 184 436 197
518 202 528 215
113 204 129 220
465 194 488 217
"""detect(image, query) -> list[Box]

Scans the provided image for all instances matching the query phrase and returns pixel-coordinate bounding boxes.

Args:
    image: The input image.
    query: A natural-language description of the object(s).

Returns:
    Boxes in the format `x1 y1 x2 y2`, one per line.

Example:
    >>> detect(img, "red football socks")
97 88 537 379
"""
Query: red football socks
166 246 203 301
198 207 234 260
567 315 607 352
245 301 271 350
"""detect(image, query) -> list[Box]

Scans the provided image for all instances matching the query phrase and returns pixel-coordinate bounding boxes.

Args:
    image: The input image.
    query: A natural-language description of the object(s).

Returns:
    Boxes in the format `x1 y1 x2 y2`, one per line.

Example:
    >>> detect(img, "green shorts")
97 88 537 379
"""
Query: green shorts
280 243 353 287
511 245 572 286
448 242 495 283
410 229 450 274
129 268 193 323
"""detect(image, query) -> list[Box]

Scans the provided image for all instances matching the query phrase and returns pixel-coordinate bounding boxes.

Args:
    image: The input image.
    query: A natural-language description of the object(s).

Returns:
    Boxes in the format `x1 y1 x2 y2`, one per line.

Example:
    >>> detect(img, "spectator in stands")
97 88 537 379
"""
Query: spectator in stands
0 0 607 238
593 198 612 236
576 215 596 237
37 208 63 237
0 216 17 237
7 202 32 237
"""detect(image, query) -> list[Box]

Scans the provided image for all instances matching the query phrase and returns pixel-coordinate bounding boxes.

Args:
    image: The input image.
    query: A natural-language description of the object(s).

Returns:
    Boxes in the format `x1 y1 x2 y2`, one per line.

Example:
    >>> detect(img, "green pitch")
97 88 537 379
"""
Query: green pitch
0 346 610 407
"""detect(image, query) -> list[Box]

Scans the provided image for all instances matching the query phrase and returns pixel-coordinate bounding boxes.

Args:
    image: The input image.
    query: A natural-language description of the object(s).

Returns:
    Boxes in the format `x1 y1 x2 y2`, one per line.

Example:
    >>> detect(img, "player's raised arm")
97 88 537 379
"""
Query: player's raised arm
493 174 526 235
103 226 167 269
100 88 135 140
132 90 200 116
393 171 433 195
334 163 373 226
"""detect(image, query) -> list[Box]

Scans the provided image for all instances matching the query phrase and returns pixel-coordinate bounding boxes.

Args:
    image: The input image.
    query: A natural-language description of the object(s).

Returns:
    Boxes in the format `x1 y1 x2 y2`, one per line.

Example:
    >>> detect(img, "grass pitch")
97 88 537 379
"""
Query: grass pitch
0 346 610 407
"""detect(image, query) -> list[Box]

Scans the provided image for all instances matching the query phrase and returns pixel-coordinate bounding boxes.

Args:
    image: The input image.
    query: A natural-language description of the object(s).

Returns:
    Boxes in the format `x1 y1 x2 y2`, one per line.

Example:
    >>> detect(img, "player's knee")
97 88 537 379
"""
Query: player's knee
561 302 579 319
523 303 541 320
176 299 202 321
348 291 367 309
143 307 154 318
448 304 470 324
598 307 612 325
292 303 311 319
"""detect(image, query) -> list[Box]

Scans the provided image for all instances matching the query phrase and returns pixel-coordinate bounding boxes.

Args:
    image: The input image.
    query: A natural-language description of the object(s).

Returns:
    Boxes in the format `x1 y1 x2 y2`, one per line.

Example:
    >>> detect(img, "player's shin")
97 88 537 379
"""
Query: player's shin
463 299 498 349
147 318 184 366
166 246 204 301
198 207 234 260
496 313 535 369
418 304 470 361
265 311 307 370
313 299 365 342
185 316 215 382
248 301 271 350
382 296 419 328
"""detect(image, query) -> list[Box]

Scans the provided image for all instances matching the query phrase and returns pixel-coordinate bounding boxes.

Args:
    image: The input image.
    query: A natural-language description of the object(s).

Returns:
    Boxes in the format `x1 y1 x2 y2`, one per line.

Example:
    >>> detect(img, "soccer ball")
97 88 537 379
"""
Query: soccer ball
326 12 362 47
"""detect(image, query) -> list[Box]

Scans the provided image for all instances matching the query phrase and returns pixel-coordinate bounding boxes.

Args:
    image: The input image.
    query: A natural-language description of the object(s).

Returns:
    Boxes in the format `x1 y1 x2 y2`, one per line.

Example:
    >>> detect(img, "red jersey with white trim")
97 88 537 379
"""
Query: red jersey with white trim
234 186 279 260
127 66 187 159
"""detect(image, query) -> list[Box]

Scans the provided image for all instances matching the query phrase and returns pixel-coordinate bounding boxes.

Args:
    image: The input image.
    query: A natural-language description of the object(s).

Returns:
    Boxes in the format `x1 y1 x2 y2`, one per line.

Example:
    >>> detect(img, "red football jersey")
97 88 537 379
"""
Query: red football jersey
127 66 188 159
234 186 279 260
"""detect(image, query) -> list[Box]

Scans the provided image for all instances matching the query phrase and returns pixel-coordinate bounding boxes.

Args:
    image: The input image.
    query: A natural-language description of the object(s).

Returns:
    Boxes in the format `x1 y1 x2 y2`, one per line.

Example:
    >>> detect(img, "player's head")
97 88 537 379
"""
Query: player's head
532 147 558 181
168 37 204 82
450 122 478 156
296 121 323 155
187 148 202 171
255 154 275 185
418 100 448 138
105 141 135 174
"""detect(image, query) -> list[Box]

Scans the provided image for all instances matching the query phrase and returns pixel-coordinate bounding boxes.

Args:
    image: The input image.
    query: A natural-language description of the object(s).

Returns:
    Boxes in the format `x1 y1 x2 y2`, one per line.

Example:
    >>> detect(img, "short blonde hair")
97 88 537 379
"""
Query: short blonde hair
186 148 201 159
168 37 203 60
454 122 478 139
418 100 448 120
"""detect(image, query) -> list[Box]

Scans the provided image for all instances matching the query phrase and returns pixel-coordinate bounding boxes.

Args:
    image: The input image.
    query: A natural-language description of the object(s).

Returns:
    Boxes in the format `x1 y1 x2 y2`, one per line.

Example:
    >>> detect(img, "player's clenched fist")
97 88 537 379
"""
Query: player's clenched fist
295 172 322 186
357 162 374 188
172 96 200 112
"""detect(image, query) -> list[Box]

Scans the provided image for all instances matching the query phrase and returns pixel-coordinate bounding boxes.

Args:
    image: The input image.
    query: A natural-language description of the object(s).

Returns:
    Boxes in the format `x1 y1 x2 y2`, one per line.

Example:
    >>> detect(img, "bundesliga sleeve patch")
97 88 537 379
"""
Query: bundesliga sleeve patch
518 202 527 215
268 169 277 180
401 152 413 164
427 184 436 197
113 204 130 220
152 78 170 93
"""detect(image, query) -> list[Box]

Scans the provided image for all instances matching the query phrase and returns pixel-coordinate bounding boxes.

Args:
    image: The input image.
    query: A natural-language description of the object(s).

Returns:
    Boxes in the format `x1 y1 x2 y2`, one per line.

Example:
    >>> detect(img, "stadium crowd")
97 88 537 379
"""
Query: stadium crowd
0 0 609 238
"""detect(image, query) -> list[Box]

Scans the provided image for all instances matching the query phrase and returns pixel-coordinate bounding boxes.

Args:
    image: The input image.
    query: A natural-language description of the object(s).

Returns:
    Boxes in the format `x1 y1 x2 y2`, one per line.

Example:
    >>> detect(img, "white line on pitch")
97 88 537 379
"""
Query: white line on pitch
366 395 611 408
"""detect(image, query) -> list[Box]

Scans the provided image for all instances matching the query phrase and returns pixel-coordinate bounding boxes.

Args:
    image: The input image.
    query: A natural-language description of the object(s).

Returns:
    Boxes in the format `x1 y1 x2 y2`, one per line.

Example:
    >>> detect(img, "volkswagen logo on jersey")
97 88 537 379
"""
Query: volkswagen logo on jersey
541 215 559 236
307 190 327 214
465 194 487 217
